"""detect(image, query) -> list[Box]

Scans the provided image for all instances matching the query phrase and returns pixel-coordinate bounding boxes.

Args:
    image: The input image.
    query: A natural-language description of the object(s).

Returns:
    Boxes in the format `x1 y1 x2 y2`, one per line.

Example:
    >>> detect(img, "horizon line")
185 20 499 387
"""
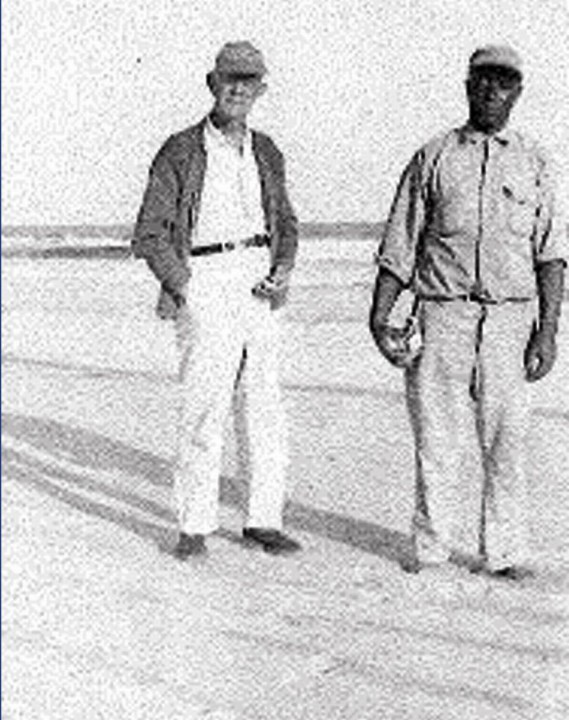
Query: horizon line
1 221 384 240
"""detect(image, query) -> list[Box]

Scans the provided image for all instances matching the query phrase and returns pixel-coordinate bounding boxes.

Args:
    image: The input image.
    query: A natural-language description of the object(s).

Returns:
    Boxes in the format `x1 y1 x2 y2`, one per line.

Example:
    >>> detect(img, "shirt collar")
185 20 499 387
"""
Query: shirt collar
458 123 514 147
204 117 252 154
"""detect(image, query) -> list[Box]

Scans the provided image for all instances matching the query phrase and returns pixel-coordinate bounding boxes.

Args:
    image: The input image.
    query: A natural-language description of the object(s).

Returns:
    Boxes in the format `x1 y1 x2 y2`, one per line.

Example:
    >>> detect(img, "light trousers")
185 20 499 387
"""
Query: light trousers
173 248 288 535
406 299 534 569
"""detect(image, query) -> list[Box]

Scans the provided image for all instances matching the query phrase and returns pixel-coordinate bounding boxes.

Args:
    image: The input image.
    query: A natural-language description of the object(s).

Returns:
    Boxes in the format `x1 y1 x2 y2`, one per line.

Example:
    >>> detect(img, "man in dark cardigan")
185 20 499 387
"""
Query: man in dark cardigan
133 41 301 558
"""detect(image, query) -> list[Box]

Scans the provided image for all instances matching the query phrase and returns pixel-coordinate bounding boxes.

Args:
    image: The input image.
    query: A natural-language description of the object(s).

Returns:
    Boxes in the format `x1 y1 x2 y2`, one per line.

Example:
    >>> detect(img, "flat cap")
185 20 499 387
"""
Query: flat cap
469 45 523 77
213 41 267 78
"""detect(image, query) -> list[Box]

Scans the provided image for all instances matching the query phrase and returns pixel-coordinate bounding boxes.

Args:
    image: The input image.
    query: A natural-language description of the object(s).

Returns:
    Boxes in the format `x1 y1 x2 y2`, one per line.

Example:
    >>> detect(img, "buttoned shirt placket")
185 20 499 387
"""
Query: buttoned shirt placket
194 121 265 249
471 137 492 400
474 138 491 300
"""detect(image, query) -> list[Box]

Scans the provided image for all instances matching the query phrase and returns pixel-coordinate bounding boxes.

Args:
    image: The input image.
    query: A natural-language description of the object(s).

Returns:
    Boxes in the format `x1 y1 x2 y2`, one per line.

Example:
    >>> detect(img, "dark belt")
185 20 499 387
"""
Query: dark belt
419 292 530 305
190 234 270 257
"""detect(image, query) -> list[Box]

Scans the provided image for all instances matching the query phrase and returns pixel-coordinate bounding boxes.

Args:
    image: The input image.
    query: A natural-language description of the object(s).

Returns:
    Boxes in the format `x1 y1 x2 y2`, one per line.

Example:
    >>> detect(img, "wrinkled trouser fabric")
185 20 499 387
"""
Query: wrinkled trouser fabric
406 299 534 569
173 248 287 535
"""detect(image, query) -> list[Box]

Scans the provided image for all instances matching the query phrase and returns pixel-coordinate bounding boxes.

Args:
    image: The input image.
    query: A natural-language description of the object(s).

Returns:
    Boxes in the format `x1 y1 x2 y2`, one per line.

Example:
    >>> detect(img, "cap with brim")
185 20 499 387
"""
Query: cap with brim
213 41 267 78
469 45 523 78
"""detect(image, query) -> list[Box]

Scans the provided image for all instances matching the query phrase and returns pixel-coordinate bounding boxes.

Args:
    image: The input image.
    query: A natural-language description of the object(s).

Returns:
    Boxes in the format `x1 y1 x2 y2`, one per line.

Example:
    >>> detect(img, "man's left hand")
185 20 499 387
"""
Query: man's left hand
524 325 557 382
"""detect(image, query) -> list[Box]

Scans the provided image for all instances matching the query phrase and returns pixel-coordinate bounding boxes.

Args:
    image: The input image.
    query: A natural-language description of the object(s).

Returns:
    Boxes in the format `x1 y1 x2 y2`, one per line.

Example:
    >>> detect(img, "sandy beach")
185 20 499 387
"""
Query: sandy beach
2 237 569 719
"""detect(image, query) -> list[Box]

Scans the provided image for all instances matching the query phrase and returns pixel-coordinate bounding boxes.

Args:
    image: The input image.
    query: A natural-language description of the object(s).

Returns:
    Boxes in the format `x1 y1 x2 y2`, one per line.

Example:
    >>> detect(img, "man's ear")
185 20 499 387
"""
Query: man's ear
511 82 523 103
206 71 217 94
255 82 268 99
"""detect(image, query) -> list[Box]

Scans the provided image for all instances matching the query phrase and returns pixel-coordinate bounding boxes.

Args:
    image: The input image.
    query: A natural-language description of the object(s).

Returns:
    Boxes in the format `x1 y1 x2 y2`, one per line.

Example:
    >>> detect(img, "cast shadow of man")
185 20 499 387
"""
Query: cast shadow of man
1 409 412 566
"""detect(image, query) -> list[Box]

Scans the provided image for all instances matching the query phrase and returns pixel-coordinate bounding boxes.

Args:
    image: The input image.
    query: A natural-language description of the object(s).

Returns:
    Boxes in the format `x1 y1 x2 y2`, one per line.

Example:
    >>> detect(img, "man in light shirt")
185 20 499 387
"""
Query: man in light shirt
369 45 567 579
133 42 301 558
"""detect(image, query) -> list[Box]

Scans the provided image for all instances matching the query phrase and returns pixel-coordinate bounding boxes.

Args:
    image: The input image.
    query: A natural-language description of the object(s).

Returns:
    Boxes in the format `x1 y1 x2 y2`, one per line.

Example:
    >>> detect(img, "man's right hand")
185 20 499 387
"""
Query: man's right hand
172 290 187 309
171 279 189 310
370 321 420 369
369 266 409 367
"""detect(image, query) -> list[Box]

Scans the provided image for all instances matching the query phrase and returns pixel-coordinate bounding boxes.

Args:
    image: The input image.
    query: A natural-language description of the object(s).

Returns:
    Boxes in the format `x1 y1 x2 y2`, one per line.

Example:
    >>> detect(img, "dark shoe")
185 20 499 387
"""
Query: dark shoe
243 527 301 555
400 557 459 577
488 565 536 582
173 532 206 560
400 554 422 574
467 556 487 575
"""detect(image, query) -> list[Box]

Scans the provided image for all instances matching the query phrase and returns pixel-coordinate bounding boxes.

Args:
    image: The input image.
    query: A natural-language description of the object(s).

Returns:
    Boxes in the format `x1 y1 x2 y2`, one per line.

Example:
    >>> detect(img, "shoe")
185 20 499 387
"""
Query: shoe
400 557 455 576
400 555 423 574
467 556 487 575
243 527 301 554
401 543 452 575
487 565 535 582
173 532 207 560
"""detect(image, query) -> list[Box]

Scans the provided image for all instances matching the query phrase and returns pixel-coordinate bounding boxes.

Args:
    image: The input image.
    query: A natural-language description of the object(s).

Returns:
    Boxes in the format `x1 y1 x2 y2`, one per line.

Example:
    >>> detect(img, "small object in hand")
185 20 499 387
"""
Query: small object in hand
376 317 423 369
526 355 541 377
252 275 282 299
404 316 423 358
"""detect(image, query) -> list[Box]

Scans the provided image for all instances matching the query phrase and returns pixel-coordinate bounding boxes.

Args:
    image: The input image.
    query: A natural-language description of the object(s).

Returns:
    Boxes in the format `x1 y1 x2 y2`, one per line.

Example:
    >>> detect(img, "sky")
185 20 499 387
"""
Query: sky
2 0 569 225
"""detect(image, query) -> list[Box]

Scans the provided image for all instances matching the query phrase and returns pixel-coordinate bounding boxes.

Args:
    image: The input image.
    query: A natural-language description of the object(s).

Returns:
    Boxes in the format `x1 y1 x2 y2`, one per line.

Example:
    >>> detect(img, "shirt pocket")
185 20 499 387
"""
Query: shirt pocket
435 159 479 237
502 182 537 237
438 187 478 237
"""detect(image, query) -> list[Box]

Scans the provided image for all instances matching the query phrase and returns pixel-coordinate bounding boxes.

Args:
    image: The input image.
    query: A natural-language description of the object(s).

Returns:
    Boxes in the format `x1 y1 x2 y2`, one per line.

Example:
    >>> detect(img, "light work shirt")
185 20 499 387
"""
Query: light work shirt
378 125 567 301
193 119 266 247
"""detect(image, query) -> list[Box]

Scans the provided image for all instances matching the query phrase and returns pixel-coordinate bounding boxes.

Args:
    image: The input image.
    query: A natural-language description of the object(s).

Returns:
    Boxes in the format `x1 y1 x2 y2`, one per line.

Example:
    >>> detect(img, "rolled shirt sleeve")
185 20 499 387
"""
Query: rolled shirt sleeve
533 149 569 267
377 150 426 287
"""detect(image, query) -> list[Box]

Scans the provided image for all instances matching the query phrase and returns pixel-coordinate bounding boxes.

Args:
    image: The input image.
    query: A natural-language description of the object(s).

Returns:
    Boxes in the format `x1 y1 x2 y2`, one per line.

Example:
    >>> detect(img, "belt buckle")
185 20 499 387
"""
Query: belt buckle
252 234 267 248
236 236 257 252
467 285 492 304
244 234 268 250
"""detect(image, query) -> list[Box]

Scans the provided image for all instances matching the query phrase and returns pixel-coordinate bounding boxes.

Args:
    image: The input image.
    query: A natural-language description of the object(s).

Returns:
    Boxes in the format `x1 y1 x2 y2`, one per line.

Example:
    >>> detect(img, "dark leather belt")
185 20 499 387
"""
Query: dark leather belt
190 234 270 257
420 293 530 305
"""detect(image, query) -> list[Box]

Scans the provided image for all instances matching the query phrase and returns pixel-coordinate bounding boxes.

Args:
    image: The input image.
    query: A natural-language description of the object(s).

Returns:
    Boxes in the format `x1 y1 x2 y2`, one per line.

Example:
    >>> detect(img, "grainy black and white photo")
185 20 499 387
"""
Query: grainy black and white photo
2 1 569 718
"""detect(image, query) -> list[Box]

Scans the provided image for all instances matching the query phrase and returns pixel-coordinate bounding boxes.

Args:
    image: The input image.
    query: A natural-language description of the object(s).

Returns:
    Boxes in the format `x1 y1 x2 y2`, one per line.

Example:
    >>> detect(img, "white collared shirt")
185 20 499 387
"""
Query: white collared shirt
193 119 266 247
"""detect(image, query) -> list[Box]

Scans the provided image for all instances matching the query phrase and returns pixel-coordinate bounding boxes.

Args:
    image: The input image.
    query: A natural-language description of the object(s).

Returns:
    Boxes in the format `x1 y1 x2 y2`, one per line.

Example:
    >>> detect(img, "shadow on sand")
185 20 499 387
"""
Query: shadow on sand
2 412 413 567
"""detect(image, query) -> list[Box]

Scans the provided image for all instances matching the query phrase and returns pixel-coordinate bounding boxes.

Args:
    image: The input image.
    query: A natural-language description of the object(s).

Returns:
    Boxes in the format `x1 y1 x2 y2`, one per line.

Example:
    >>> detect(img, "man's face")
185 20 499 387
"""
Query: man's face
466 66 522 133
211 72 266 123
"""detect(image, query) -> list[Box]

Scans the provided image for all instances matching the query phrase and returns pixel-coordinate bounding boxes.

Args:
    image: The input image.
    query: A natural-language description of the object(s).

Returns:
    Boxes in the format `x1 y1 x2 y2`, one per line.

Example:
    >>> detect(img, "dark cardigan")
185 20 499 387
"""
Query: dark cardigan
133 117 298 317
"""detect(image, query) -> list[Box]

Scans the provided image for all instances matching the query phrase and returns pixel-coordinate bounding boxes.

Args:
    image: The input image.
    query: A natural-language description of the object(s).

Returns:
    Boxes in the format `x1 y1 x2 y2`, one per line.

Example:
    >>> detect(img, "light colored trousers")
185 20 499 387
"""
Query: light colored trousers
173 247 287 535
406 299 534 569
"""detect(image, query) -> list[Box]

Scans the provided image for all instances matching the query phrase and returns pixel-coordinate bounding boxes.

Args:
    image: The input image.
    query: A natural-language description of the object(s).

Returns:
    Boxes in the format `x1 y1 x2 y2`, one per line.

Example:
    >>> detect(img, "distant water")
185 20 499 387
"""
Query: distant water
1 222 383 259
2 222 383 241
